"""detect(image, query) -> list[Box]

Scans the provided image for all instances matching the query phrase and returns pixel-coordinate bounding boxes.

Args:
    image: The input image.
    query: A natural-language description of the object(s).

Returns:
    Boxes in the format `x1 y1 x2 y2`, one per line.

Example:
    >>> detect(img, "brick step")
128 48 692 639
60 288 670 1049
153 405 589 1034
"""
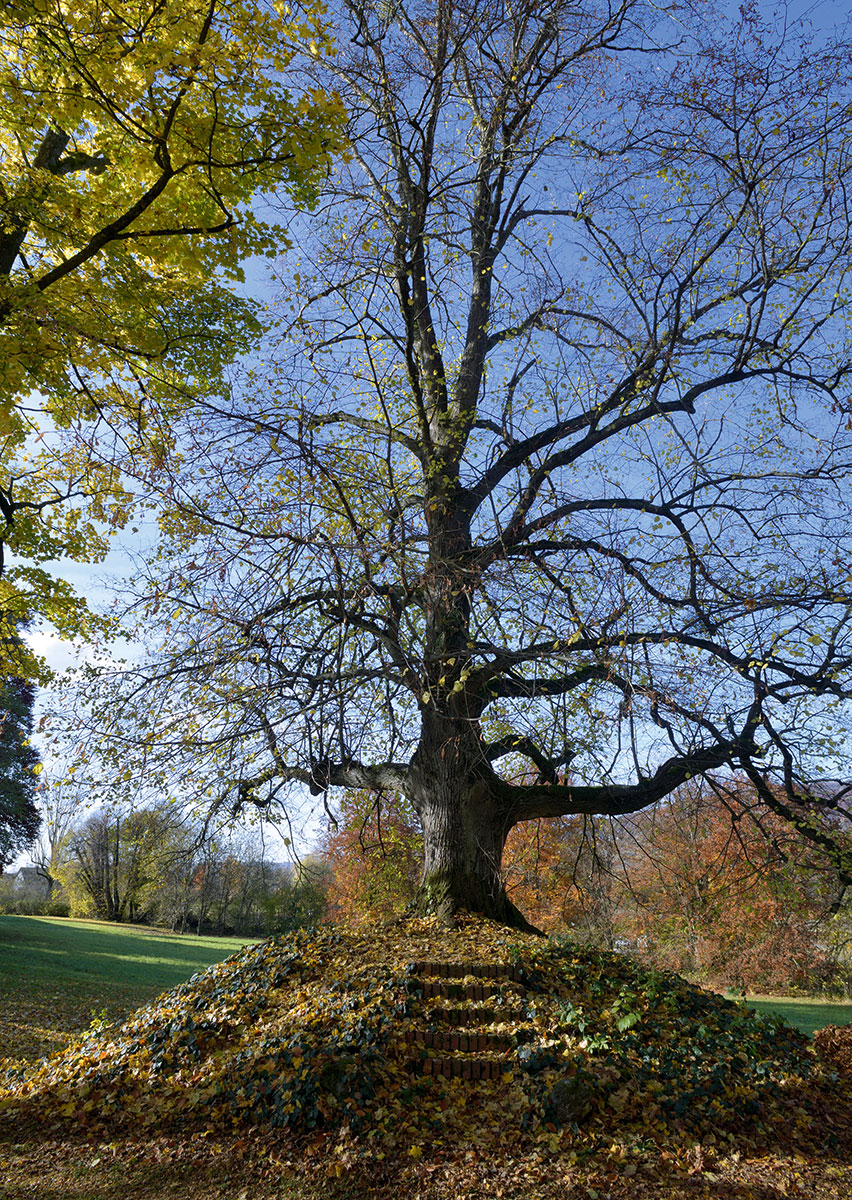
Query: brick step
411 960 523 982
423 1004 528 1025
419 1056 511 1080
416 979 526 1001
393 962 535 1084
402 1028 530 1053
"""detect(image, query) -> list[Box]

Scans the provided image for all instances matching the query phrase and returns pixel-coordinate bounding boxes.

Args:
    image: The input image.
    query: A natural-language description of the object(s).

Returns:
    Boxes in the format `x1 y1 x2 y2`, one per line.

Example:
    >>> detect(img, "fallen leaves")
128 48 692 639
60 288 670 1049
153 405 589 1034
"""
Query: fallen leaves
812 1022 852 1073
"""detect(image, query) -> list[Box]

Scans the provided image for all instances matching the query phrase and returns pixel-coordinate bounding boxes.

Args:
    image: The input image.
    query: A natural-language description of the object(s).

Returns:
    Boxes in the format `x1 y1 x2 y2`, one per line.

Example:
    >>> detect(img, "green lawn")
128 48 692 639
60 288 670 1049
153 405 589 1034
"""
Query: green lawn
0 914 254 988
741 994 852 1038
0 915 255 1061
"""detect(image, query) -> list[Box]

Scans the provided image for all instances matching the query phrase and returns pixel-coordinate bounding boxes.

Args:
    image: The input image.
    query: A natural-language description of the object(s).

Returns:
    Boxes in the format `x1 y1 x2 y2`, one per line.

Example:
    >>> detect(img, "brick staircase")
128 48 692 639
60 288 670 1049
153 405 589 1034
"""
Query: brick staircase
400 960 536 1080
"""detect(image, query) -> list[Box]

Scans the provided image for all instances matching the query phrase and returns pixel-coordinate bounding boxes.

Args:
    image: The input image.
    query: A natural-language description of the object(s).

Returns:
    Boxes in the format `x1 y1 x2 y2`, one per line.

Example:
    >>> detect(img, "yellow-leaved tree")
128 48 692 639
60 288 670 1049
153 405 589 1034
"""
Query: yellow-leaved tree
0 0 346 678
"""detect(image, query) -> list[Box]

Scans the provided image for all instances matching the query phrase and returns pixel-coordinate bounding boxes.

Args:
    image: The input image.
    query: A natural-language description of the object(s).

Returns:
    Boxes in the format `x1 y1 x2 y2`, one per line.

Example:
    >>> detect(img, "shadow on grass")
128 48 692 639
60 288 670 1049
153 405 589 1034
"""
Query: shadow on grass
0 916 252 992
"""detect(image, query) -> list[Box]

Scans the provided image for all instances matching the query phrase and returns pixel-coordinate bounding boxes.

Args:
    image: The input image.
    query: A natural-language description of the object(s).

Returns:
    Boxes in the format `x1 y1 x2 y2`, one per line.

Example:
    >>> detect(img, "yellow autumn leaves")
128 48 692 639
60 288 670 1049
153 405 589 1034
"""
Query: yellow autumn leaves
0 1 347 677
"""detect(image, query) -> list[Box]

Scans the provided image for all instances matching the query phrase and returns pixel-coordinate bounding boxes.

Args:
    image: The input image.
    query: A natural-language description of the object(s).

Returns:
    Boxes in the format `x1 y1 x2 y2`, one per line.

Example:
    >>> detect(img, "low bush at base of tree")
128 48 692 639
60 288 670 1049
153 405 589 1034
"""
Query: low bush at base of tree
322 791 423 924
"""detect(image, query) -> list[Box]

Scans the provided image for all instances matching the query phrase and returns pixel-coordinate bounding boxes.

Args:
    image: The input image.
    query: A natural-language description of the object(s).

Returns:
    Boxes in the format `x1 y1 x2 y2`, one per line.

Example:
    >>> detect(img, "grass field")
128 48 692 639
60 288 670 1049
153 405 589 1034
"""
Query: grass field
741 993 852 1038
0 914 254 1062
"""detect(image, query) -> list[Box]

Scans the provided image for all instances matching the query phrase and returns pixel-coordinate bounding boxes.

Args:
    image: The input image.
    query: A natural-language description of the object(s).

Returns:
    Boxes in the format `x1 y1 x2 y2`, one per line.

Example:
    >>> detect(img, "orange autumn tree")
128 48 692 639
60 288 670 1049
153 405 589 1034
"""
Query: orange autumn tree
502 816 622 944
322 791 423 925
619 779 849 993
501 817 578 932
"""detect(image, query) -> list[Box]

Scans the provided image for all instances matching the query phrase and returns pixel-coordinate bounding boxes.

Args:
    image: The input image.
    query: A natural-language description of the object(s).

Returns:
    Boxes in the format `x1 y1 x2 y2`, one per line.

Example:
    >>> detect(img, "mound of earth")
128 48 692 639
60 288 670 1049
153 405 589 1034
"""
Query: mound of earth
0 916 832 1160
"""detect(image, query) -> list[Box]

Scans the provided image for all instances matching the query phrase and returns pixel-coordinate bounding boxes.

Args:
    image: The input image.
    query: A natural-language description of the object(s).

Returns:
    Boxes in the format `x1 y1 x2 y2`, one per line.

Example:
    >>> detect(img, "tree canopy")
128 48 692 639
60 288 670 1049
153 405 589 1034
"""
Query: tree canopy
72 0 852 927
0 0 346 679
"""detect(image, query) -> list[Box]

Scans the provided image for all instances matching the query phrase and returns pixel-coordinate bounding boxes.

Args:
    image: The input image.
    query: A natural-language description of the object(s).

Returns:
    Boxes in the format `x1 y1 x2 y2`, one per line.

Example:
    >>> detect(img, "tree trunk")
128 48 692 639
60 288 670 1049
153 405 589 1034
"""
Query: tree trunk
414 793 537 931
407 715 541 933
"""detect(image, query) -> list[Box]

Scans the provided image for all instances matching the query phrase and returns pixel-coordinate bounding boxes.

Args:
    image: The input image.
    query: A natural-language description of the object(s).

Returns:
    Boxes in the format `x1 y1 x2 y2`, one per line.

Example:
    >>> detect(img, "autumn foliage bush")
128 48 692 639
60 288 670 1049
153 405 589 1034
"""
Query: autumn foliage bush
322 791 423 924
501 815 620 944
614 783 851 996
812 1023 852 1074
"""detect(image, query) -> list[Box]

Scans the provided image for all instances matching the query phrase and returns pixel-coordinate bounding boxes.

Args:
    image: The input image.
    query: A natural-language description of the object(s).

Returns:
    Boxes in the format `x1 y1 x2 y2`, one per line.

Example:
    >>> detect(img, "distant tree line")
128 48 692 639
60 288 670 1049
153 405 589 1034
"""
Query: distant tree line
5 773 851 997
0 799 327 937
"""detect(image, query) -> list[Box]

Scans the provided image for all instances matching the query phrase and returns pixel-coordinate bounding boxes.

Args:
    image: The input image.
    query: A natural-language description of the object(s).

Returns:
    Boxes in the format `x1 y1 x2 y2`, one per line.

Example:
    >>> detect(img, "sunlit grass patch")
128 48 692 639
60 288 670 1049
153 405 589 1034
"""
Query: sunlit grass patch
739 995 852 1038
0 915 254 1063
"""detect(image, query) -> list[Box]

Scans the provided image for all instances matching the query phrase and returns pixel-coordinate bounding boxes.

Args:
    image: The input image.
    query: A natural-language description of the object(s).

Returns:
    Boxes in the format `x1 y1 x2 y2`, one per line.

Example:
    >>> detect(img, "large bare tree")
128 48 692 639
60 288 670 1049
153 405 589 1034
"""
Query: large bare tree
87 0 852 927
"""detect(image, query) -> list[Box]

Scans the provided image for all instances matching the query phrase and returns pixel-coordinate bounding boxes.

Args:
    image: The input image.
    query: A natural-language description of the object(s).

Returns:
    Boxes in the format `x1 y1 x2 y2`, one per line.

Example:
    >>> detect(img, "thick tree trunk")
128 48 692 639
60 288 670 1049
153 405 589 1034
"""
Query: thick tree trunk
407 714 541 933
414 790 538 931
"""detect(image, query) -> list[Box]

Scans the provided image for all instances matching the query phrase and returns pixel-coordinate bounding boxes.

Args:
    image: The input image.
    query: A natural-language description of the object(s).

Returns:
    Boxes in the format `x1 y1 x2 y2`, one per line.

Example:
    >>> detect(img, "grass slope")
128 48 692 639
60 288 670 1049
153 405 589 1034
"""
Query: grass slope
0 915 253 1062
